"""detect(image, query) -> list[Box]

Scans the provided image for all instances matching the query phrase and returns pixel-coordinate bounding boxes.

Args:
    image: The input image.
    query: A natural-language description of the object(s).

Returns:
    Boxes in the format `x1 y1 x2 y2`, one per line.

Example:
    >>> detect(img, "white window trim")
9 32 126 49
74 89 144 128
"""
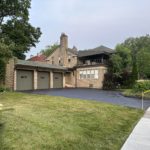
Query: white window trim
79 69 99 79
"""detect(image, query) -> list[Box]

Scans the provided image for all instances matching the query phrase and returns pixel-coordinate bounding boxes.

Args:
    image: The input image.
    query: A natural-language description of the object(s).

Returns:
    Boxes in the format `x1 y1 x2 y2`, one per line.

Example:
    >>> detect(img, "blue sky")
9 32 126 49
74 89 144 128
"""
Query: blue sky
26 0 150 58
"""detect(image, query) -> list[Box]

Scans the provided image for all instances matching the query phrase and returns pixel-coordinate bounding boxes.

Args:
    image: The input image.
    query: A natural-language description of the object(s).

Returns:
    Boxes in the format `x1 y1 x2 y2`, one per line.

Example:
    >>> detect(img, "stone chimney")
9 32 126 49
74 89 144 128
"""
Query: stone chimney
60 33 68 66
60 33 68 49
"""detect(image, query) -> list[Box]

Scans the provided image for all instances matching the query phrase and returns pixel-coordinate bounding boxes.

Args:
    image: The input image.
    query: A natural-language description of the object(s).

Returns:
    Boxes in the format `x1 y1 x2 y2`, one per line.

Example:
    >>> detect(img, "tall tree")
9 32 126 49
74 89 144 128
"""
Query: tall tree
0 0 30 25
110 44 132 77
0 0 42 59
109 35 150 88
123 35 150 79
0 0 42 82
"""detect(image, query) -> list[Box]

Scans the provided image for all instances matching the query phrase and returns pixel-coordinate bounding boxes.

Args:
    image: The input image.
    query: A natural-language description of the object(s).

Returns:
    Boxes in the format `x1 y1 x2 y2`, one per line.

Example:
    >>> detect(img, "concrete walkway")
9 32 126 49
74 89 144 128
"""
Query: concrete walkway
121 107 150 150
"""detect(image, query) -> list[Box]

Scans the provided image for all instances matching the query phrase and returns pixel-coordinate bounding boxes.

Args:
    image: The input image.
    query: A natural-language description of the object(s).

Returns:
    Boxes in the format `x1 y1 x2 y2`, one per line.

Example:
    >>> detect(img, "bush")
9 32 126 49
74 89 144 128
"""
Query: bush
103 73 116 90
103 72 133 90
0 86 10 92
133 80 150 92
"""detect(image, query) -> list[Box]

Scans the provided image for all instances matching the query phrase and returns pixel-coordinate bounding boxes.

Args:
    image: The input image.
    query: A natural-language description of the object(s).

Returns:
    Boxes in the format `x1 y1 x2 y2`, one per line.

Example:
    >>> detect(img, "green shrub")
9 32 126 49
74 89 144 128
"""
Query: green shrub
133 80 150 92
0 86 10 92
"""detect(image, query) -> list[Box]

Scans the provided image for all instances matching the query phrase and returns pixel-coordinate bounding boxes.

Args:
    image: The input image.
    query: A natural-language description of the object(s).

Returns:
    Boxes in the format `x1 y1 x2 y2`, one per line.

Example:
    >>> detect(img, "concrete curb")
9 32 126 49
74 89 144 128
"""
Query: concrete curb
121 107 150 150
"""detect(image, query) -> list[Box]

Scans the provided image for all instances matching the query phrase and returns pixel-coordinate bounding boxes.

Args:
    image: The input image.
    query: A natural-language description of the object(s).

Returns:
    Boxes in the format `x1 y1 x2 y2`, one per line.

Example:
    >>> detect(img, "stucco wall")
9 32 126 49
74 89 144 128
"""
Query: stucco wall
76 66 107 89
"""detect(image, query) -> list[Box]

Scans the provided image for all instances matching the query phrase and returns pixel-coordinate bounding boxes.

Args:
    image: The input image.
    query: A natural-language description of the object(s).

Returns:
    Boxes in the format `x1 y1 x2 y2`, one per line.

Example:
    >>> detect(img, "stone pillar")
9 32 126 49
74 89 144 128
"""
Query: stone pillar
5 58 15 90
34 70 37 90
50 71 53 88
63 72 65 88
14 70 17 91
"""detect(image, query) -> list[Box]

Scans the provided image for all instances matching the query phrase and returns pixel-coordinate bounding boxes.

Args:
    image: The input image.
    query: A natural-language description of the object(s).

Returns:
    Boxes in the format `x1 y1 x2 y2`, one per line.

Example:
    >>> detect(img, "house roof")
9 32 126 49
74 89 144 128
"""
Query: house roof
78 45 115 57
68 48 78 55
15 59 67 70
28 54 47 61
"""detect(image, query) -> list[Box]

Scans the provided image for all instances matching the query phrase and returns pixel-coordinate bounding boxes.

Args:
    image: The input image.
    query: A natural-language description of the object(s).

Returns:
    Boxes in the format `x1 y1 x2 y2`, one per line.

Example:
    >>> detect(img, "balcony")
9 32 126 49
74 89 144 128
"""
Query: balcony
77 58 108 67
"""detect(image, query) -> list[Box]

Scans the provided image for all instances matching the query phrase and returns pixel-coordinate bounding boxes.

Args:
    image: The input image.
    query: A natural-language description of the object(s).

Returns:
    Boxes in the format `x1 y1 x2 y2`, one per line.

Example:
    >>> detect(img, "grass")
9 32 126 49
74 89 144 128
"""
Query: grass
0 92 143 150
122 89 150 99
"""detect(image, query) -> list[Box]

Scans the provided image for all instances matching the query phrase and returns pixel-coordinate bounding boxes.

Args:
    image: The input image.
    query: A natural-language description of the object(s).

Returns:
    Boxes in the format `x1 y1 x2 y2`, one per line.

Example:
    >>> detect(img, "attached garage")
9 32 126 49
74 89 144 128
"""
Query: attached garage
5 59 66 91
16 70 33 91
37 72 50 89
53 72 63 88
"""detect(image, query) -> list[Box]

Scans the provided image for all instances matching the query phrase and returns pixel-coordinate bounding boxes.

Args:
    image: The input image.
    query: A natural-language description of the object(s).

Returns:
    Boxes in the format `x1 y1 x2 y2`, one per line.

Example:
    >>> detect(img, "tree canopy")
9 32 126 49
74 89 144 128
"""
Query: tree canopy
109 34 150 88
40 43 59 57
0 0 41 82
0 0 42 59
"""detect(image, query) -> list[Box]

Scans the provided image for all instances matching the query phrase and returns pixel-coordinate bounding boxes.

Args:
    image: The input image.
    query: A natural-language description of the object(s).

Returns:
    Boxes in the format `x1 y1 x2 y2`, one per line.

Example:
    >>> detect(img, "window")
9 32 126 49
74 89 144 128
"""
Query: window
91 70 94 79
83 71 86 79
68 58 71 63
87 70 90 79
59 57 61 64
52 57 54 64
94 70 98 79
79 69 99 79
79 71 83 79
68 55 71 63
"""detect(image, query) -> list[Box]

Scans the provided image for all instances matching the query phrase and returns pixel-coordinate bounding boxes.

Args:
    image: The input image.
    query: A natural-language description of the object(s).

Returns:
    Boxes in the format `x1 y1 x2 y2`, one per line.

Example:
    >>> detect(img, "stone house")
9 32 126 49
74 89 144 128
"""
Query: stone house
5 33 114 91
46 33 114 89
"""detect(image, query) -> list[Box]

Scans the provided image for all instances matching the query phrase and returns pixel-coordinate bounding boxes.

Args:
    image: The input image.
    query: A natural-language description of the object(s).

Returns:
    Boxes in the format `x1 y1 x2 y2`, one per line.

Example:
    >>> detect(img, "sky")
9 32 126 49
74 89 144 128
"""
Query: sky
26 0 150 58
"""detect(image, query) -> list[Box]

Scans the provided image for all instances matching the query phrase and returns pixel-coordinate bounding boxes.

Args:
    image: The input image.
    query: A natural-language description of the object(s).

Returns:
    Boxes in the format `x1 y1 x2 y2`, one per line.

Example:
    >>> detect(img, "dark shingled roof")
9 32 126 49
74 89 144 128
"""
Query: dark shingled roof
16 59 67 70
78 45 115 57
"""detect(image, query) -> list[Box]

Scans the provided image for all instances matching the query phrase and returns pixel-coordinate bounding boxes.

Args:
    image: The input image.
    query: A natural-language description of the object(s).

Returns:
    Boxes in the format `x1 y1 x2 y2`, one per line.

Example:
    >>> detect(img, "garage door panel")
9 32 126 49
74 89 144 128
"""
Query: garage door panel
17 70 33 91
53 73 63 88
38 72 49 89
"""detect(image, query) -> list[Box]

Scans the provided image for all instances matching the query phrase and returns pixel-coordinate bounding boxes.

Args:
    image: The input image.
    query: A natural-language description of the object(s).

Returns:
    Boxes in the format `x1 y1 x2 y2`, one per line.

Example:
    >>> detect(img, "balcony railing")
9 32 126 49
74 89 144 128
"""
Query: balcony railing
77 59 108 66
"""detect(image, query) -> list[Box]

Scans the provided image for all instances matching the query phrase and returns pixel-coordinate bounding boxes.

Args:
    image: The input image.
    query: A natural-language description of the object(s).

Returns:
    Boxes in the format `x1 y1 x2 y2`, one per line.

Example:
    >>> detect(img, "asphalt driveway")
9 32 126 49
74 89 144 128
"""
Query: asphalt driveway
25 88 150 110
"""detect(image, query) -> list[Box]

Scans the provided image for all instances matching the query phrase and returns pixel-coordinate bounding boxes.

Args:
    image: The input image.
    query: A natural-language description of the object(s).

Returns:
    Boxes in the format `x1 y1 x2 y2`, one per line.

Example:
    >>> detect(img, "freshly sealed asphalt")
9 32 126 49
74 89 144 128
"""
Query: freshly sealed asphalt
25 88 150 110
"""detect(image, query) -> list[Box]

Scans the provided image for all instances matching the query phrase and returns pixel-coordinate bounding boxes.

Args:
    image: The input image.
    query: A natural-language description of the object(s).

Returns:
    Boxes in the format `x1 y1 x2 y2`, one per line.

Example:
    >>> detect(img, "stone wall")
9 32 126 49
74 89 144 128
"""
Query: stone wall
46 33 77 68
46 47 62 66
5 58 15 90
76 66 107 89
67 51 77 68
65 71 76 87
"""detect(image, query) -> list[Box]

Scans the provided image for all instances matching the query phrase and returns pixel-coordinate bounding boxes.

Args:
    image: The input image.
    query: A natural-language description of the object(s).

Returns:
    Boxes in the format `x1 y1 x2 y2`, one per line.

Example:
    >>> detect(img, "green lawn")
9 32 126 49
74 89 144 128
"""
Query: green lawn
0 92 143 150
122 89 150 99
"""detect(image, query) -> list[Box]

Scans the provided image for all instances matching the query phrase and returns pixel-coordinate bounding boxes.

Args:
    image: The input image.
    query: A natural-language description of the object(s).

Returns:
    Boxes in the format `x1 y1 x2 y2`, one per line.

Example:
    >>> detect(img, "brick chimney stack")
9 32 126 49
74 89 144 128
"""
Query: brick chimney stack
60 33 68 66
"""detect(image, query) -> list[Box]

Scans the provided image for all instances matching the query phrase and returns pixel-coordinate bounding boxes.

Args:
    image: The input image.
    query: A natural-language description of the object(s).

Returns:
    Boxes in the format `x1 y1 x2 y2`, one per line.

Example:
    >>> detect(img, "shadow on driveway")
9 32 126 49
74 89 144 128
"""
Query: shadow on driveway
24 88 150 110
